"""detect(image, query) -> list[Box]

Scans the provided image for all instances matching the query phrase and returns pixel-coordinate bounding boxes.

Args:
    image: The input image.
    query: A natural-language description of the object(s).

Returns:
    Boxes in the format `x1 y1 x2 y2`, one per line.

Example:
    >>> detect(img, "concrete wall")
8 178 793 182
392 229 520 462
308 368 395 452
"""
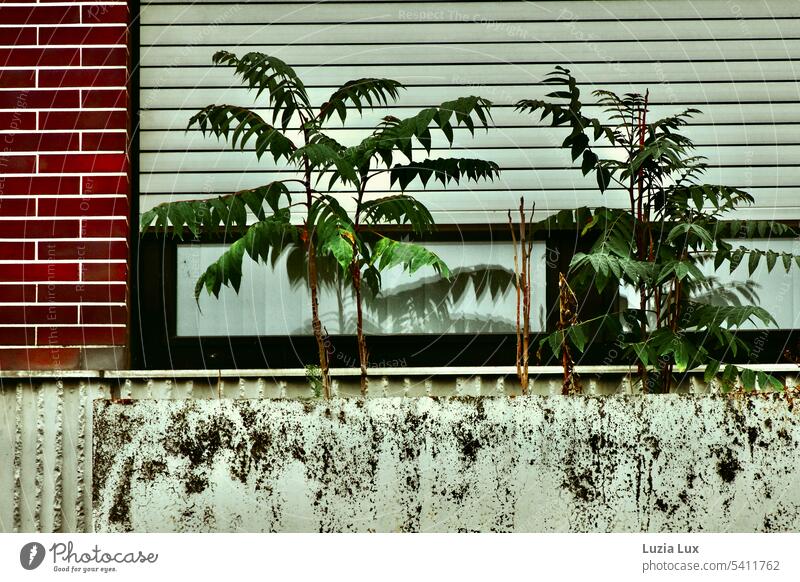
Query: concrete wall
93 394 800 533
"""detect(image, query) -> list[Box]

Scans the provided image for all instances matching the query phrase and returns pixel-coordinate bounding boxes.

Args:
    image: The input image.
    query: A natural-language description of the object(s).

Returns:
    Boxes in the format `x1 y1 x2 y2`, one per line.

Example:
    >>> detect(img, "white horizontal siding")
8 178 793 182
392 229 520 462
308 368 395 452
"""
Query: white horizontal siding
141 124 800 151
139 0 800 219
139 1 800 21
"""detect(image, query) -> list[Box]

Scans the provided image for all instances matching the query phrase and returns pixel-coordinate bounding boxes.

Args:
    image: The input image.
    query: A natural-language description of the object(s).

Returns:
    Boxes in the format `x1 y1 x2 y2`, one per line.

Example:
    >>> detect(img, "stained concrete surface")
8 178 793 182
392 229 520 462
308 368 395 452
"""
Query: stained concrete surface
93 395 800 532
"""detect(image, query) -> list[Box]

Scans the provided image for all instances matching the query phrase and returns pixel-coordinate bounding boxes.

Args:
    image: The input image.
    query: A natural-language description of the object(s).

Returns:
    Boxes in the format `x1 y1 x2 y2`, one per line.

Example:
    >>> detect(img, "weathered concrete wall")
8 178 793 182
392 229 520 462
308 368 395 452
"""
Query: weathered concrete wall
0 374 109 533
93 396 800 532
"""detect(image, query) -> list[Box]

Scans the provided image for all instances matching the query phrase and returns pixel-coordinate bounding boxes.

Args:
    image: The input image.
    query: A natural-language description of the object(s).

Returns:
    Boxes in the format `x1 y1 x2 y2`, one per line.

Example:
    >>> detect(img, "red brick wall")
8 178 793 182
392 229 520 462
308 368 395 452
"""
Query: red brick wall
0 1 129 370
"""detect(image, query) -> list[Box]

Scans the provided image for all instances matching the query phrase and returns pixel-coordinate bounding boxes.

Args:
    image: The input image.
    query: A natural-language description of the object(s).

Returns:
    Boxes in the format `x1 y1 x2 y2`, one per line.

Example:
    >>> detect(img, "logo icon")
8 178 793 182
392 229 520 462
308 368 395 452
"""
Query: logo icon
20 542 45 570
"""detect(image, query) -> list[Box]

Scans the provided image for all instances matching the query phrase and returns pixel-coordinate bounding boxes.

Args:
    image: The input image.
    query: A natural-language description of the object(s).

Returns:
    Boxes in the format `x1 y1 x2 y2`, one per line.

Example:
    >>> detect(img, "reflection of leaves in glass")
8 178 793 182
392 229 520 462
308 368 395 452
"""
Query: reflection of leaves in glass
293 266 517 335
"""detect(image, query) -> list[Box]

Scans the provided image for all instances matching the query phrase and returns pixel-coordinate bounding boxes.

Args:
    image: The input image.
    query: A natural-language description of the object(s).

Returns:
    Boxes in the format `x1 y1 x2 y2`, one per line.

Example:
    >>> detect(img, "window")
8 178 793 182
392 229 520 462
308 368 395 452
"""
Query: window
133 1 800 369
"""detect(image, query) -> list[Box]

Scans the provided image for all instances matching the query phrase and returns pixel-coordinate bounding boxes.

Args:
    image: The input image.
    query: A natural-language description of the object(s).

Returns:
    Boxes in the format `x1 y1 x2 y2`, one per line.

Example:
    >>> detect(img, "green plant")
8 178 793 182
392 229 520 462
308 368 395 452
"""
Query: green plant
141 51 499 396
519 67 800 393
305 364 324 398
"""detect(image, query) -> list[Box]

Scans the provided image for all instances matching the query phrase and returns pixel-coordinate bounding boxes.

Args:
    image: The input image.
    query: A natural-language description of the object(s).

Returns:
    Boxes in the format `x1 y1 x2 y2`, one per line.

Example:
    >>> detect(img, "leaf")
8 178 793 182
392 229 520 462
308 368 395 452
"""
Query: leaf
747 250 760 276
188 104 297 162
666 223 713 247
740 368 756 392
309 195 358 270
195 211 296 301
713 247 728 271
761 373 785 392
320 228 355 270
359 195 435 234
390 157 500 189
729 248 745 273
541 331 563 357
370 237 450 279
291 141 359 186
141 182 293 239
318 78 404 124
366 97 494 167
704 359 721 383
211 51 312 128
631 343 650 366
766 250 778 273
783 252 793 272
569 324 587 352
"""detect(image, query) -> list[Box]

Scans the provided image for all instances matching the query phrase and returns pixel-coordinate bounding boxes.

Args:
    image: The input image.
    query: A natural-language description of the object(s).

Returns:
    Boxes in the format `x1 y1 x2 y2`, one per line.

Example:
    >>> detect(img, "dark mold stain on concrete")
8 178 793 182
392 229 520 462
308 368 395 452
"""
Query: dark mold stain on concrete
185 473 209 494
108 458 134 531
139 459 167 482
563 465 597 503
94 395 800 533
716 448 742 484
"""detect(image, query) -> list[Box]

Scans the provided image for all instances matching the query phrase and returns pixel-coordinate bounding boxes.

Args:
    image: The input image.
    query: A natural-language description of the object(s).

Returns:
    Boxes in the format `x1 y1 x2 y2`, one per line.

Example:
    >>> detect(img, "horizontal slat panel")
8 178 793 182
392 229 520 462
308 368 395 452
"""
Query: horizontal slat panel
139 84 800 109
140 189 800 224
140 40 800 65
138 103 800 131
139 146 800 173
139 167 800 194
140 1 800 23
140 19 800 45
140 1 800 219
139 61 799 87
140 125 800 152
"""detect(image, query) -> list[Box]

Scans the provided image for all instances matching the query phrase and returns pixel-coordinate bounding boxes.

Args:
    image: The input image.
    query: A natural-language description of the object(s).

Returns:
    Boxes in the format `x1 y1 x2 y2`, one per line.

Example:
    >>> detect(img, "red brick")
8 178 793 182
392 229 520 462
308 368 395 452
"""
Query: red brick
39 153 127 174
81 89 126 109
1 133 80 153
0 48 80 67
0 6 79 25
0 219 79 238
0 197 35 216
39 25 127 46
81 218 127 238
80 305 125 324
37 326 125 346
38 68 127 88
82 132 127 151
0 348 81 371
38 240 127 260
0 90 79 109
0 328 36 346
0 155 36 174
0 176 80 196
0 69 35 88
38 196 128 217
82 175 127 195
81 262 127 281
0 305 77 324
0 112 35 130
39 110 127 130
82 47 127 67
36 282 125 302
0 28 37 44
81 5 127 24
0 241 34 259
0 262 79 282
0 284 36 302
